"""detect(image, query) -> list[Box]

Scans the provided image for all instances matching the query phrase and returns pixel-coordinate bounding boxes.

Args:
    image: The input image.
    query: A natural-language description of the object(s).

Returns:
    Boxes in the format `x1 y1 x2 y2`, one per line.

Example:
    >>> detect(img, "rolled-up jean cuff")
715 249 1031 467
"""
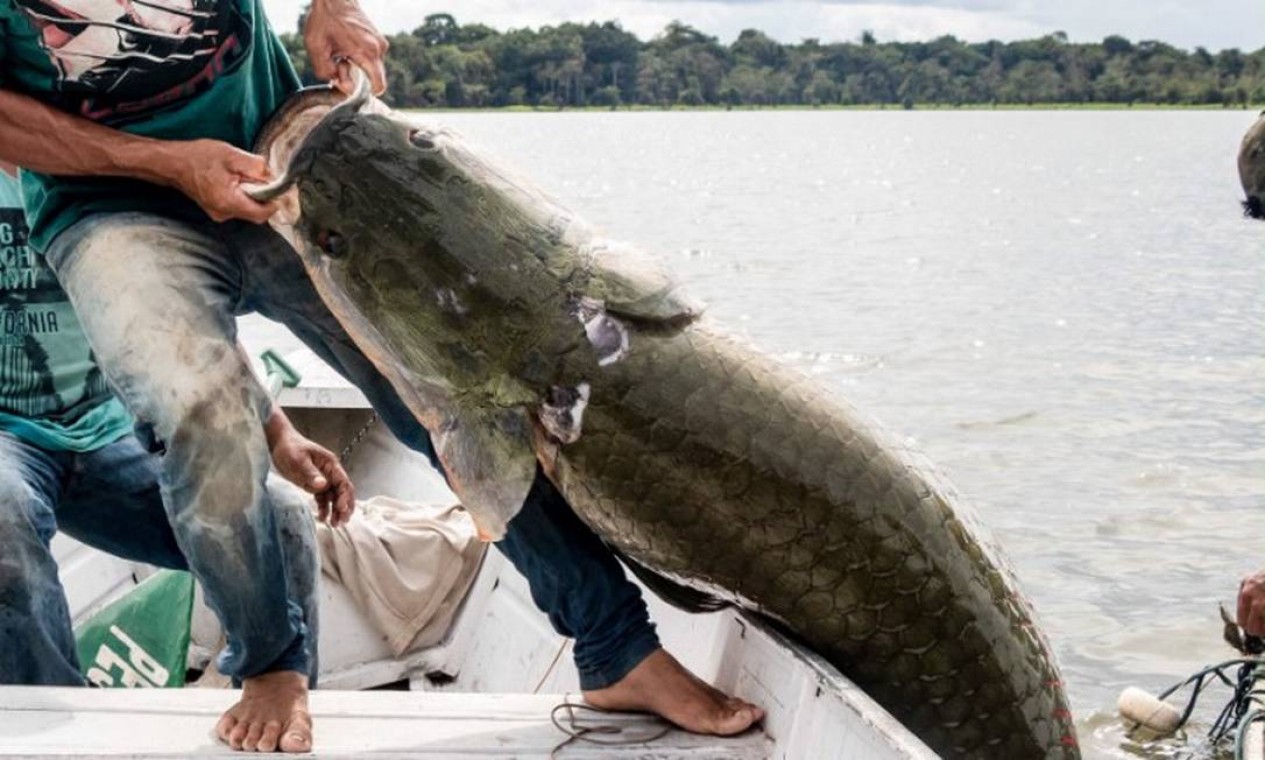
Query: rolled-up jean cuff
268 636 311 680
575 627 661 691
229 631 311 688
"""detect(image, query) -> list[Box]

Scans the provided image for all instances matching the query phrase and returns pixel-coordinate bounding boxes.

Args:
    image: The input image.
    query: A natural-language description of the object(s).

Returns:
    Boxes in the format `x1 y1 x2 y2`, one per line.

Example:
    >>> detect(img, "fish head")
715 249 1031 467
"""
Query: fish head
286 109 424 267
255 91 588 401
256 93 596 540
286 105 578 286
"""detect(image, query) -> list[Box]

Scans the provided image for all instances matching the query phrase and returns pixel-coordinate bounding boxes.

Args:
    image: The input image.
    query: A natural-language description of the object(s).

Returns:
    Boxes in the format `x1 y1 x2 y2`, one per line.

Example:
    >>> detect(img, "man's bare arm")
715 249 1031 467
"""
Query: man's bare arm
0 88 278 223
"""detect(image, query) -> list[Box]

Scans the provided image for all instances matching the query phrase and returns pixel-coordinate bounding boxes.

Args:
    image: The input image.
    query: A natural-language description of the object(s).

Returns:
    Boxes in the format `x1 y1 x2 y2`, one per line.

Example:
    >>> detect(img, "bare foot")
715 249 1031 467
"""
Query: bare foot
583 648 764 735
215 670 312 753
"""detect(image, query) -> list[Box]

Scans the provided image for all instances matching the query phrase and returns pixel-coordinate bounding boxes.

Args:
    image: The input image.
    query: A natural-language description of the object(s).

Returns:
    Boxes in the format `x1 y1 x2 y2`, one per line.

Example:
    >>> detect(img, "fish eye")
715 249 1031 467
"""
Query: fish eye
315 229 347 258
408 129 436 150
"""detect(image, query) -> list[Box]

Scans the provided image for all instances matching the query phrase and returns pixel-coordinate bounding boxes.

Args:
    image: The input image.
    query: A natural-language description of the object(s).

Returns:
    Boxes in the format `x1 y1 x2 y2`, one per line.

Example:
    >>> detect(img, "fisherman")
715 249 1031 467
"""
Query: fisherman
0 0 761 752
0 158 340 750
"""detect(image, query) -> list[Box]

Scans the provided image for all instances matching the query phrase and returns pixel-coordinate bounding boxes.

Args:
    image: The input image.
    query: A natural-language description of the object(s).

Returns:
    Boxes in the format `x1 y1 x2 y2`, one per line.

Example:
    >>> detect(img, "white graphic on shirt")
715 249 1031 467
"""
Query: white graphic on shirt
12 0 250 122
16 1 218 84
0 204 111 419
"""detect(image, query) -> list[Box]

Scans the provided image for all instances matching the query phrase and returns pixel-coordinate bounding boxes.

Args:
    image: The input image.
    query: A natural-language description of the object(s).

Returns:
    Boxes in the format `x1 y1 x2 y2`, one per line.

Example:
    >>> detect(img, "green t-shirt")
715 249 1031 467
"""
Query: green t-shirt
0 0 301 252
0 171 134 451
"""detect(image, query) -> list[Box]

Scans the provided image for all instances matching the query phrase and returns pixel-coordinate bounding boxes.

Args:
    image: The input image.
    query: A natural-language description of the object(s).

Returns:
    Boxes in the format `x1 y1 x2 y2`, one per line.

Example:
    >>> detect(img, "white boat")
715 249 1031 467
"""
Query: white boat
0 347 937 759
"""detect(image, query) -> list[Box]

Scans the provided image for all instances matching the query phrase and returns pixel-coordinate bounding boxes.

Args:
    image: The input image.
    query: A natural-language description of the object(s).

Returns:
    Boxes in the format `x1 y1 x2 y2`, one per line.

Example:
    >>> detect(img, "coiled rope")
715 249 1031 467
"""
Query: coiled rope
1154 657 1265 758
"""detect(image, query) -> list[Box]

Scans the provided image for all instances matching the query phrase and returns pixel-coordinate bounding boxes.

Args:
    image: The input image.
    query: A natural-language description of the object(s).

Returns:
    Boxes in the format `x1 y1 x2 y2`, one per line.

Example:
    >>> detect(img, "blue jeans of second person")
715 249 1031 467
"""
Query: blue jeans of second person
0 430 320 685
44 212 659 689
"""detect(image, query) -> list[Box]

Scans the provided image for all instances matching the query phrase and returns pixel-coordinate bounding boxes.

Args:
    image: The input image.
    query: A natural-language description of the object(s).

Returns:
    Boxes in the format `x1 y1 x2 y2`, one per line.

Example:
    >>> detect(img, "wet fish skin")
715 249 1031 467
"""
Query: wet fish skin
551 324 1074 758
259 98 1080 758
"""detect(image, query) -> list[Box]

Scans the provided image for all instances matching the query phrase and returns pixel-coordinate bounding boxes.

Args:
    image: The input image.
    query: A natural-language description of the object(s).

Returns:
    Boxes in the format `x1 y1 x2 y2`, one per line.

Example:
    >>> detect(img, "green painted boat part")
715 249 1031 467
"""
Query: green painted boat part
261 348 303 398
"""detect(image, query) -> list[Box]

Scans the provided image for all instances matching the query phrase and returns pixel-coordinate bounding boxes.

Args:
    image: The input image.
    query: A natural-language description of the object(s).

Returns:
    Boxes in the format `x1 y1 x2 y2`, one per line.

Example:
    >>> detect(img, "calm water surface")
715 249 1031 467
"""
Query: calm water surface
243 110 1263 758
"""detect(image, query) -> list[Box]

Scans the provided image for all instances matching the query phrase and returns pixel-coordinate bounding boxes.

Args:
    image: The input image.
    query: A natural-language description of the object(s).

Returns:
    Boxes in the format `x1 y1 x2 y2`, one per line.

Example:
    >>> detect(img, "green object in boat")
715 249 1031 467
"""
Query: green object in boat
75 569 195 688
261 349 302 398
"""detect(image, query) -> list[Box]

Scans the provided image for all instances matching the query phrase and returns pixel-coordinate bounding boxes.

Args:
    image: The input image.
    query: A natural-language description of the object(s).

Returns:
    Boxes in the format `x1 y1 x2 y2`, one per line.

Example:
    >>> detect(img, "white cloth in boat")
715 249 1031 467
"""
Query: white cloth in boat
316 497 486 655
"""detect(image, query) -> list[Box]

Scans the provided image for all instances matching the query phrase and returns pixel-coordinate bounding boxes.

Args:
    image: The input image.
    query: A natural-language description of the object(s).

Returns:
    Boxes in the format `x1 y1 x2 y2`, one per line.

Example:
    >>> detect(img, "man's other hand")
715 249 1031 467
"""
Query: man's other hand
1238 568 1265 637
268 421 356 528
171 139 279 224
304 0 390 95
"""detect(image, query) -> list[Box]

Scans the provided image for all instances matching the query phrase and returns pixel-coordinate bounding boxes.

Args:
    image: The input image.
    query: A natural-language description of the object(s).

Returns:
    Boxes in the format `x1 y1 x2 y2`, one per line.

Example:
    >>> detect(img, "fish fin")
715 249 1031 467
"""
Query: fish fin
584 240 704 325
611 546 730 613
433 407 538 542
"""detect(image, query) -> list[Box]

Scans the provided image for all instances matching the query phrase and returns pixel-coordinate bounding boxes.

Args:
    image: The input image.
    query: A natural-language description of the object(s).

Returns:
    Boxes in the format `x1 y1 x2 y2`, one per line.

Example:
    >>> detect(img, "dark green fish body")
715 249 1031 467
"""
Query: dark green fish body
257 92 1080 758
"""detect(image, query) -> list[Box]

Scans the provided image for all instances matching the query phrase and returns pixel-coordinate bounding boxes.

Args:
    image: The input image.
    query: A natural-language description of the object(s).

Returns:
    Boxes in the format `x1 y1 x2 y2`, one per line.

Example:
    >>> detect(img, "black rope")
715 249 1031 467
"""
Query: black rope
1155 658 1251 730
1147 657 1264 755
548 701 673 759
1207 662 1253 743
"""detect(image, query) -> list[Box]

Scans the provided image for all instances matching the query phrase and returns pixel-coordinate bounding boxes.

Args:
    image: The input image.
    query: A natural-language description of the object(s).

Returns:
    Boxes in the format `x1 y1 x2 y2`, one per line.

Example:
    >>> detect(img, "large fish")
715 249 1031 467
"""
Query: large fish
250 78 1080 758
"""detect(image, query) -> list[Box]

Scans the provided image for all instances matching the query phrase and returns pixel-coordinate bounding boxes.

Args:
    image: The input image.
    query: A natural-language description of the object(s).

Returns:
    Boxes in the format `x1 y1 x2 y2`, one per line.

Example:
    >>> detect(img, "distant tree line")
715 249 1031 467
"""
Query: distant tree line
279 13 1265 109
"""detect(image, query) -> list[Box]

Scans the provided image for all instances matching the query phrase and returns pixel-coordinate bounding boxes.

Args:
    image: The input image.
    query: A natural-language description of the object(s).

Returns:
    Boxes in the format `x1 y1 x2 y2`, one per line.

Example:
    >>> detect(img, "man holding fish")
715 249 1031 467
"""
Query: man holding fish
0 0 762 752
0 155 336 730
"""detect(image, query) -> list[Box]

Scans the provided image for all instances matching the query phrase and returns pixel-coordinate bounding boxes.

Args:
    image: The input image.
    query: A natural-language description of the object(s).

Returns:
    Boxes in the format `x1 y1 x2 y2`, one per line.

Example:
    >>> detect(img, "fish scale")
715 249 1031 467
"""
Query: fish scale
254 87 1080 758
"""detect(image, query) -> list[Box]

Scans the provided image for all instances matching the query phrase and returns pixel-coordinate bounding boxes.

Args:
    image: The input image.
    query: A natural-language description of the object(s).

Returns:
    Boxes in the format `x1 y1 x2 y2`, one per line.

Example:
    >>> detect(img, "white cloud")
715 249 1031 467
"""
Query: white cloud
263 0 1263 51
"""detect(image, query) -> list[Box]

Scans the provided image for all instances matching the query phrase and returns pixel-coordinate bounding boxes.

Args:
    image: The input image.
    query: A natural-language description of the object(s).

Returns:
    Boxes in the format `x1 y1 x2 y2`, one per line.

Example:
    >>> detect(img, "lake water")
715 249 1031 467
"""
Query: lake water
242 109 1264 758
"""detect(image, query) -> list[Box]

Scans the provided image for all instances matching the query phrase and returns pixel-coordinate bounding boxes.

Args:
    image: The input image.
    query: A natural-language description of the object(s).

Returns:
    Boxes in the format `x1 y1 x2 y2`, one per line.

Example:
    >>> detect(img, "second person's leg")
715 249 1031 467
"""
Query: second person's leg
0 433 79 685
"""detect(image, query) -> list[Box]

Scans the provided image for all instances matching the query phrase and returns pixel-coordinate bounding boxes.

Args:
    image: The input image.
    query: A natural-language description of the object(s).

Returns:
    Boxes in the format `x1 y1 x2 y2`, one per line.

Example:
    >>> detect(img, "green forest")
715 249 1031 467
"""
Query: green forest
278 13 1265 110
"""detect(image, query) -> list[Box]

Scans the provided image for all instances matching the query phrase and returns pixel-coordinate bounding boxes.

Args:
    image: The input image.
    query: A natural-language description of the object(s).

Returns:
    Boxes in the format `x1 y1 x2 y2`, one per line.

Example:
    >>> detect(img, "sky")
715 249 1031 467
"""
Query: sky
266 1 1263 52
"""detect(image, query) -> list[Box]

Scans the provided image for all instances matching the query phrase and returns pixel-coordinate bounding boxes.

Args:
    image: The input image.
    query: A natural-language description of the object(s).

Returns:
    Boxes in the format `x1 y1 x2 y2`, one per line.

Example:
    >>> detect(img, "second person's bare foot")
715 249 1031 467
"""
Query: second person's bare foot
215 670 312 753
583 648 764 735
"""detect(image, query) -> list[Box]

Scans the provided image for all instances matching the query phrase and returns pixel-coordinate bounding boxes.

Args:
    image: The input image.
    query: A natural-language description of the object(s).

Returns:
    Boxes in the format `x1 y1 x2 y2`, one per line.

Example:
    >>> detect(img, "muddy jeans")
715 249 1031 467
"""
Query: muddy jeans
0 430 319 685
44 212 659 689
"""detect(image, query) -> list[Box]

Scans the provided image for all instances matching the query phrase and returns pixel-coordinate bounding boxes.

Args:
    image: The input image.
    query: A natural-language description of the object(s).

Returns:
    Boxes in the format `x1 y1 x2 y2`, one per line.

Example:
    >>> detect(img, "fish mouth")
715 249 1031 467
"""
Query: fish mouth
247 67 375 203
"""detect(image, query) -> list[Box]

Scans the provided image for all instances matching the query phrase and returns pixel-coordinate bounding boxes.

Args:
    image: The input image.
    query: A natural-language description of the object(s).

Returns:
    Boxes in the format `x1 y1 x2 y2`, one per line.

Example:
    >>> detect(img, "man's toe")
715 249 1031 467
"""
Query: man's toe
242 721 265 752
728 696 763 718
279 711 312 753
216 712 239 743
712 703 760 735
258 720 284 753
228 720 252 750
279 730 311 753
